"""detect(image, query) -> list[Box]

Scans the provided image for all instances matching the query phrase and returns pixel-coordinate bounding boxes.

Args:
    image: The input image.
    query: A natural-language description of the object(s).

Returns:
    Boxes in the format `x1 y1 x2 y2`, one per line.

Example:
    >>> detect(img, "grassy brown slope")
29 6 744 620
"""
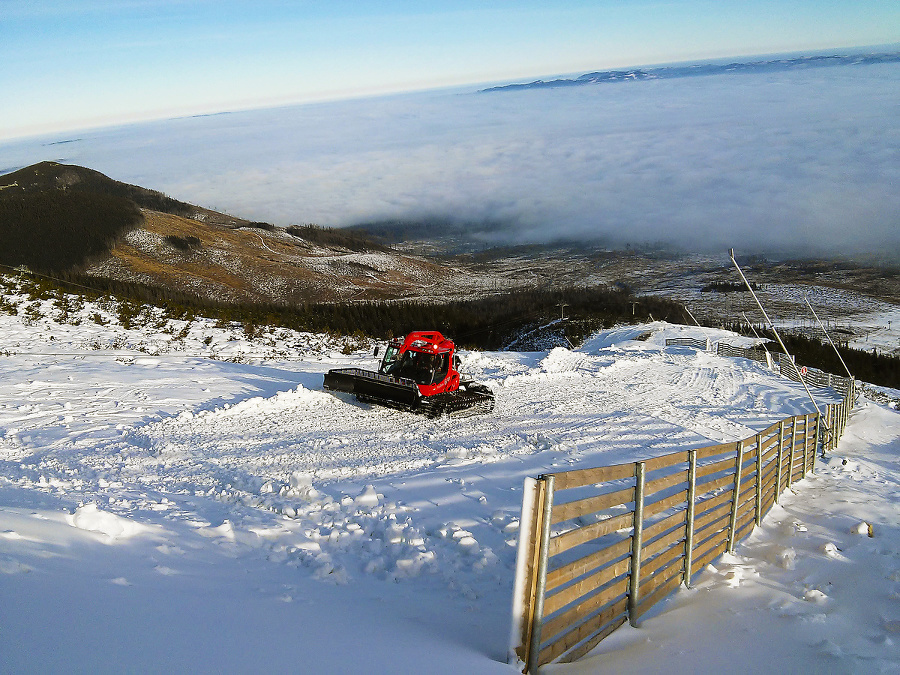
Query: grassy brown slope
88 209 452 304
1 162 452 304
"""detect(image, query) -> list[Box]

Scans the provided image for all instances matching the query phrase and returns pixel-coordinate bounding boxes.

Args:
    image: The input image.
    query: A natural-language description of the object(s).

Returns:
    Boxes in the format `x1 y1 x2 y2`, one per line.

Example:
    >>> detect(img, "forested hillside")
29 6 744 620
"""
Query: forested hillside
0 161 193 272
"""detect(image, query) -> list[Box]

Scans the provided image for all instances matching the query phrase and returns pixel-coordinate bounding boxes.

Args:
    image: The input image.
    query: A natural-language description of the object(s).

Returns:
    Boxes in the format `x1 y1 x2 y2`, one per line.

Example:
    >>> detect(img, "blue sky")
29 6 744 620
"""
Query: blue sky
1 0 898 139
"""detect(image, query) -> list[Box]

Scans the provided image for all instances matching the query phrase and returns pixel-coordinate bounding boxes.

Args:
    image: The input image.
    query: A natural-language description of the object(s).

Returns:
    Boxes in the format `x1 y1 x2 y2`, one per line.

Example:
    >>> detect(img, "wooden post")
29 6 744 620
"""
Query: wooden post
684 450 698 588
727 441 744 553
525 475 555 674
510 478 542 667
754 433 763 526
628 462 646 627
807 413 814 472
814 410 822 466
775 420 784 503
826 405 834 453
786 418 797 488
834 403 840 445
835 402 840 450
800 415 809 479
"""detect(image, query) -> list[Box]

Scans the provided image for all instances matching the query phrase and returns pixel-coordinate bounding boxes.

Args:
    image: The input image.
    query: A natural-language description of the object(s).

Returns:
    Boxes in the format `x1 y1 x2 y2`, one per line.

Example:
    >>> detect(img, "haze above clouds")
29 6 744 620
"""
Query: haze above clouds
2 59 898 260
4 1 897 138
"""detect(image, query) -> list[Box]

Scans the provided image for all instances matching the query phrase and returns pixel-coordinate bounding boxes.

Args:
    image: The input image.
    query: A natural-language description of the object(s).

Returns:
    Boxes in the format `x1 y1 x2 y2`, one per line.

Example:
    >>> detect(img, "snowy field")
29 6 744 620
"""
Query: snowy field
1 286 898 673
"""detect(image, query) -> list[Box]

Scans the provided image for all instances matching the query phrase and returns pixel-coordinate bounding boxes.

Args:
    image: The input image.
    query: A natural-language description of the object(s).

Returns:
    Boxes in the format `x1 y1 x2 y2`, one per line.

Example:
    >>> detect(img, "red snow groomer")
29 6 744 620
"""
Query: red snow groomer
323 331 495 417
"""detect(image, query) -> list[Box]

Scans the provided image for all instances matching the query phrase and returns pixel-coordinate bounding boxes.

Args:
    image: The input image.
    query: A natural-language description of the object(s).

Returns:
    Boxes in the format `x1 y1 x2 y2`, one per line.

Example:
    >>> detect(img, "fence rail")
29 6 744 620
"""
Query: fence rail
510 380 855 673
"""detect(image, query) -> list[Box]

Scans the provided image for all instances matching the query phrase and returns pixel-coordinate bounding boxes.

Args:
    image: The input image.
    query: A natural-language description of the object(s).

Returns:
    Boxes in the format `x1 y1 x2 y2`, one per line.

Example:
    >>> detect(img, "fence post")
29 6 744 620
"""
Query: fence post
834 402 840 451
754 433 763 526
836 400 843 448
801 415 809 478
628 462 646 627
786 418 797 488
727 441 744 553
684 449 698 588
843 396 848 430
837 401 844 446
813 411 821 469
525 475 555 675
826 405 834 453
807 414 814 471
510 478 543 668
775 420 784 503
835 402 841 443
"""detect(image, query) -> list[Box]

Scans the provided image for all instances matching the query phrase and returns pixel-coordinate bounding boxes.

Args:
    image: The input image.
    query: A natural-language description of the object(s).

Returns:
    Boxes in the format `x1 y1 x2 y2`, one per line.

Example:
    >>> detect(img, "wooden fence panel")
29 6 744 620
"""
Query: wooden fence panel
642 509 687 543
644 489 689 520
545 538 632 591
543 559 630 617
539 578 629 663
551 486 633 525
548 512 634 557
641 540 685 578
553 463 634 491
511 381 856 672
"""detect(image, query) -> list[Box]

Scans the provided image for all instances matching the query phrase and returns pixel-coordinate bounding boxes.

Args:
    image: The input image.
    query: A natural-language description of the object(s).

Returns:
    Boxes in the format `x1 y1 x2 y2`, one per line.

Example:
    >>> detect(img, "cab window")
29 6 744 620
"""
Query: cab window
379 345 401 375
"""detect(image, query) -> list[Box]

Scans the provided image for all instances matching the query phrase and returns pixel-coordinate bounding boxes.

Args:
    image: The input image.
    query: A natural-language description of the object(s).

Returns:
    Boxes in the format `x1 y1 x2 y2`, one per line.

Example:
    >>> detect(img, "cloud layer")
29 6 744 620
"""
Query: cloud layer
3 62 898 260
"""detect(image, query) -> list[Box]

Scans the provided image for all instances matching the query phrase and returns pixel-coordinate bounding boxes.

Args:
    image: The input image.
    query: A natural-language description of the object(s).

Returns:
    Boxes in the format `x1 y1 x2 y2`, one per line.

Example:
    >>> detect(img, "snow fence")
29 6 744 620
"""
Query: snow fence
509 380 855 673
669 338 856 401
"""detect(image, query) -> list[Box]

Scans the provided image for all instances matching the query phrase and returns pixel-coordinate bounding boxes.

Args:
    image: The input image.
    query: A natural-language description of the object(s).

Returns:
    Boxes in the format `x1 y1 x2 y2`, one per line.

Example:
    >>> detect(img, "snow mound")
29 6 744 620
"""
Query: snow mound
68 504 153 541
540 347 583 374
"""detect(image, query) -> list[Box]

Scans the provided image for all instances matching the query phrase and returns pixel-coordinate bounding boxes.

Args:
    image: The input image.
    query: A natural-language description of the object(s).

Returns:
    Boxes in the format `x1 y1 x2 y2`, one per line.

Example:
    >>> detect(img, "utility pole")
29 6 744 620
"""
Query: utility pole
557 303 568 320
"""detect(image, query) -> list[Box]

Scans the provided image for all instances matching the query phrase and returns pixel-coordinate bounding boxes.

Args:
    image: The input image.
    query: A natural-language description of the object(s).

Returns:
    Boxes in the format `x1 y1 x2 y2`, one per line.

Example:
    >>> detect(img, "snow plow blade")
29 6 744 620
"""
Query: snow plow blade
323 368 421 408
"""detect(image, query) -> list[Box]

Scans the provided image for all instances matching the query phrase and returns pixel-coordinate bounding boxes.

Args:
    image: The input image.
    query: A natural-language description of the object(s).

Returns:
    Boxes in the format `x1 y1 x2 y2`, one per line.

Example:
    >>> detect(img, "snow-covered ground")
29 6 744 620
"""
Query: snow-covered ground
0 283 897 673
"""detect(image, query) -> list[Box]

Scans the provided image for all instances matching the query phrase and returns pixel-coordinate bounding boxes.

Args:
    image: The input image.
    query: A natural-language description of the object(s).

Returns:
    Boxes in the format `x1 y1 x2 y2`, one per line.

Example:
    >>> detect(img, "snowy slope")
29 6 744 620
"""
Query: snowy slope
0 286 897 673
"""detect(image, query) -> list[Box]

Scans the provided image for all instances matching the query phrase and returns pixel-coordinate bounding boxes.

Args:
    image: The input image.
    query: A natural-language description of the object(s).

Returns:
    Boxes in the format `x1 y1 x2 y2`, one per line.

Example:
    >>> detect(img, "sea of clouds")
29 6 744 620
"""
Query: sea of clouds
2 60 898 260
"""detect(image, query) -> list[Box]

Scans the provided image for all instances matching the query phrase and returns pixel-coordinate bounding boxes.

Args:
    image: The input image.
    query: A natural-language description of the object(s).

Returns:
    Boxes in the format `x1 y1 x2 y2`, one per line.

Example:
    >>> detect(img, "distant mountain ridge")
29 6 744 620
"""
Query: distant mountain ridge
481 50 900 93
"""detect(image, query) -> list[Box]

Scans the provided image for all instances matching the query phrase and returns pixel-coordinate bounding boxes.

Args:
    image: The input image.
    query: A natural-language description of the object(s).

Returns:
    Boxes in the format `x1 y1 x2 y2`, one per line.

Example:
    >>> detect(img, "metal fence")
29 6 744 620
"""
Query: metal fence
711 342 854 397
715 341 773 367
664 337 710 351
669 340 855 400
774 352 853 396
509 382 855 673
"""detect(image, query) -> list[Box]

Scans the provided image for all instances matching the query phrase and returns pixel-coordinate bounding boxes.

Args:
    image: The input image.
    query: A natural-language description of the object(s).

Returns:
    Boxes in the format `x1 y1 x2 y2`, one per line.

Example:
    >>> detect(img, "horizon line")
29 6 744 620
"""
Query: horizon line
2 42 898 145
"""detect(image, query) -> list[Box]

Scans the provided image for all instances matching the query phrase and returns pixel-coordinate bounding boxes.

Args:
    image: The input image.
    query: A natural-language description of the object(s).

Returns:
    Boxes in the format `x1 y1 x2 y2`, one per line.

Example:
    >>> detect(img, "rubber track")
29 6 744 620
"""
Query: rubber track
419 389 496 418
